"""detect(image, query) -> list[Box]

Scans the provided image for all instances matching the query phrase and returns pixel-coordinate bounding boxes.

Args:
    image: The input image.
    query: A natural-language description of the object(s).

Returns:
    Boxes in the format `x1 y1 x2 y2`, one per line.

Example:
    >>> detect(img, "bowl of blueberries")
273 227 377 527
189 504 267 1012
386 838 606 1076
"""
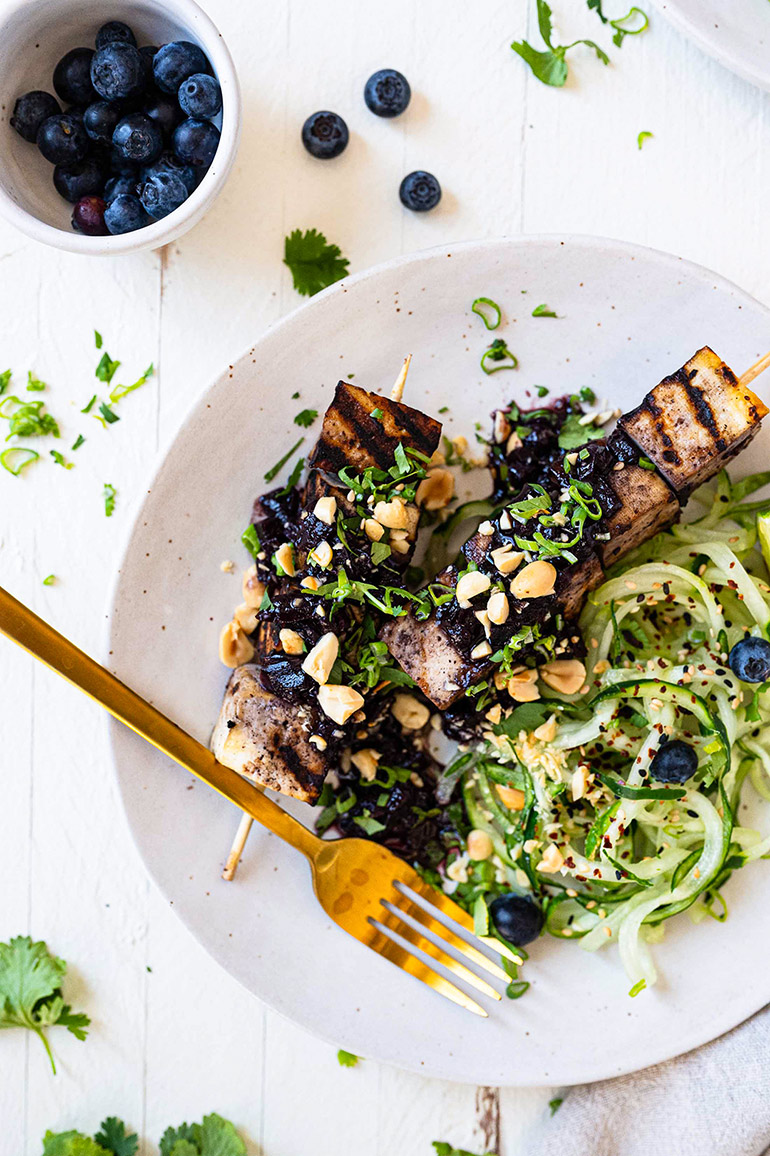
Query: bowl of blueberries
0 0 240 252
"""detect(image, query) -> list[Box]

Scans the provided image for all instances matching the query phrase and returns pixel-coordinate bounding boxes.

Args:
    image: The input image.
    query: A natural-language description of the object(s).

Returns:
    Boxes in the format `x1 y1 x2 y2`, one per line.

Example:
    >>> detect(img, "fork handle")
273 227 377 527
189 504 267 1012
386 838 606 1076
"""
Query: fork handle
0 584 322 860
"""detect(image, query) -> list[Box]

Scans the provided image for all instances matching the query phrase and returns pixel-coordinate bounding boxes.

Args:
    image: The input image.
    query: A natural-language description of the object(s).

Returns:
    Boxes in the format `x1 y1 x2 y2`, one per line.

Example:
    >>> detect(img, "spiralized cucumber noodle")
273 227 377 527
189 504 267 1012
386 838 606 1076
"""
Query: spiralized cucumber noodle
457 468 770 993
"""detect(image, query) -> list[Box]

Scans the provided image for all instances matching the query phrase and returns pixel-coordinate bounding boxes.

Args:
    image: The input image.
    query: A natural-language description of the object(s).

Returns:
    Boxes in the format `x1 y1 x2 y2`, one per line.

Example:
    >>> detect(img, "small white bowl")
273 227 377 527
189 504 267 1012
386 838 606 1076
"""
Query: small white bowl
0 0 241 254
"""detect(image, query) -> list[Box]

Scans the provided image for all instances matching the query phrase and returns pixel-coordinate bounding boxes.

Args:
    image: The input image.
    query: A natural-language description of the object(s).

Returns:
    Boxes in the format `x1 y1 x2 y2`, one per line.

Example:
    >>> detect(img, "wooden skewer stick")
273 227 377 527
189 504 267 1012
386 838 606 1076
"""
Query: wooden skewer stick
739 350 770 389
222 811 254 881
391 354 412 402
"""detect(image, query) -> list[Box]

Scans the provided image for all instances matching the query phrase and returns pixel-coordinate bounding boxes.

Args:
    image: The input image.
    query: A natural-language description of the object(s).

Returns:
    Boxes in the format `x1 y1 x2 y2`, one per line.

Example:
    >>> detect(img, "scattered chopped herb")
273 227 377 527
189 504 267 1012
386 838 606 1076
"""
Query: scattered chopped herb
638 455 656 470
94 330 103 349
0 447 39 476
370 540 392 566
549 1097 564 1115
0 369 11 395
294 407 318 428
72 434 86 451
532 303 557 318
580 386 596 403
433 1142 492 1156
26 371 47 391
81 394 97 414
44 1111 245 1156
0 396 60 439
109 364 154 403
0 935 90 1074
512 0 609 87
337 1049 359 1067
557 411 605 450
43 574 56 586
279 455 305 495
481 337 518 375
94 402 120 428
471 296 502 330
291 390 300 399
96 351 121 385
50 450 73 470
637 130 653 149
370 407 384 421
103 483 116 517
628 977 647 997
241 524 261 558
283 228 350 297
438 405 449 414
537 385 549 397
264 436 304 482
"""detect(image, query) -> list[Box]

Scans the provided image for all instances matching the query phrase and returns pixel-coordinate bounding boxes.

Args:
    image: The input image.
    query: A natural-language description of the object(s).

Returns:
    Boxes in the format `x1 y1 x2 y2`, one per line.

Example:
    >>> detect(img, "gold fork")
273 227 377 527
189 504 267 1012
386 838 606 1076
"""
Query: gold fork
0 585 521 1016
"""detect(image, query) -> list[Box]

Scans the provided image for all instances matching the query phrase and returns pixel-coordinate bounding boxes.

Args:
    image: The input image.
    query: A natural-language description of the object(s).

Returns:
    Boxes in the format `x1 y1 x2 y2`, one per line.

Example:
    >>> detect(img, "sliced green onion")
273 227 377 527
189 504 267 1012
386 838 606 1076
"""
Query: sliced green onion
0 447 39 476
481 338 518 375
264 437 304 482
471 297 502 331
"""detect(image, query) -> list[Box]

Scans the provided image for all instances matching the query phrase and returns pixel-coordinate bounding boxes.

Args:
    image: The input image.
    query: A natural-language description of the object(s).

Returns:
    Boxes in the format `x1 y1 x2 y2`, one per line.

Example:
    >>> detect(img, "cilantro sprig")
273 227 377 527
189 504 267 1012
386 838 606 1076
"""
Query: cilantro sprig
284 228 350 297
512 0 609 87
0 935 90 1074
41 1112 245 1156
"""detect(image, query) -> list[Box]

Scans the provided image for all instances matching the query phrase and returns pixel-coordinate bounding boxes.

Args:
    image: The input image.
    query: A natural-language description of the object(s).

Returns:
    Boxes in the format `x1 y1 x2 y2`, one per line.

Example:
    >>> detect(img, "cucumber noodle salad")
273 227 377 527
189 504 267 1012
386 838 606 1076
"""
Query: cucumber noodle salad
432 469 770 995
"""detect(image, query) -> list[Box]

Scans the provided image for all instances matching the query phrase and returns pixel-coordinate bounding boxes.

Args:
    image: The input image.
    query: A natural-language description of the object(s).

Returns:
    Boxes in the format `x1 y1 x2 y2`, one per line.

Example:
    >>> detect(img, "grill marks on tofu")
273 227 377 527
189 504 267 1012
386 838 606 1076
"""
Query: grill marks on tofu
212 666 328 802
380 612 484 710
309 381 441 475
620 347 769 497
599 462 680 567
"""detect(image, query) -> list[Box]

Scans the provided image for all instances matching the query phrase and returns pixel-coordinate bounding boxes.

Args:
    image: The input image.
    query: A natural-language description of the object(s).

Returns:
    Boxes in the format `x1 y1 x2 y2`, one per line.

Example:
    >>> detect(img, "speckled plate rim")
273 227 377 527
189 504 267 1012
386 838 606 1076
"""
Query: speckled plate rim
649 0 770 95
104 233 770 1087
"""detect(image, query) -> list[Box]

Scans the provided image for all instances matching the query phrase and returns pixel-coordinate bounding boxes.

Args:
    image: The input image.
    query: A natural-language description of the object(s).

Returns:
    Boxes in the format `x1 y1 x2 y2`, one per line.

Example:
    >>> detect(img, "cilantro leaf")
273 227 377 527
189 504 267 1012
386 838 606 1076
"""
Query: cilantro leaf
557 412 605 450
432 1144 493 1156
0 935 90 1073
42 1132 109 1155
294 408 318 428
512 0 609 87
370 540 392 566
353 812 387 835
0 369 11 395
549 1096 564 1114
337 1049 359 1067
160 1114 246 1156
160 1125 198 1156
96 352 121 385
94 1118 138 1156
284 228 350 297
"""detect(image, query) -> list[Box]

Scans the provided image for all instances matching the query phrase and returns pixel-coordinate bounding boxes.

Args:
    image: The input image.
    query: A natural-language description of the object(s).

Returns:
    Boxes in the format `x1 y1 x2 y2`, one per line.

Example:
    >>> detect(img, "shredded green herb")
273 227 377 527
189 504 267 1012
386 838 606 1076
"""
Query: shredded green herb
81 394 97 414
72 434 85 451
637 130 653 149
50 450 73 470
103 483 116 517
109 363 154 403
512 0 609 87
532 303 557 318
26 371 46 392
265 437 305 483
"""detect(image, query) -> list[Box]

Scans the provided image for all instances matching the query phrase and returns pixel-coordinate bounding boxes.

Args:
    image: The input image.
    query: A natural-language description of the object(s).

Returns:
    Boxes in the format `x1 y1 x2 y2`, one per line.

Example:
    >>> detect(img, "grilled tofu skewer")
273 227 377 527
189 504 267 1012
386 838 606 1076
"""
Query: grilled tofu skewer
384 347 768 710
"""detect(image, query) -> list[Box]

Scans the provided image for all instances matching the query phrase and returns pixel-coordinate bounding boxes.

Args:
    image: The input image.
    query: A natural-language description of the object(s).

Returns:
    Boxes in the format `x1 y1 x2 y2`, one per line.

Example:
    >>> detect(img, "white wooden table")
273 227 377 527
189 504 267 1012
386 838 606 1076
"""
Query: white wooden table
1 1 769 1151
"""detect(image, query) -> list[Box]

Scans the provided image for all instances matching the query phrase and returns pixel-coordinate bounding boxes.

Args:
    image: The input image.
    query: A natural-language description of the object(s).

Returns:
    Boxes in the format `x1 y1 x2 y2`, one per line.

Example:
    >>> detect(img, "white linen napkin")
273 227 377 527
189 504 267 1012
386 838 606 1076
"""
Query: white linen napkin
524 1005 770 1156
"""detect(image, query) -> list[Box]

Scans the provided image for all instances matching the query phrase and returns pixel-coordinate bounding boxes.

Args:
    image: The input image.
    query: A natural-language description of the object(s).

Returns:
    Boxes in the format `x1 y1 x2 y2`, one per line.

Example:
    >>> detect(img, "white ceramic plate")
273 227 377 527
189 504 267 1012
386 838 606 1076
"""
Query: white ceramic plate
650 0 770 93
107 236 770 1087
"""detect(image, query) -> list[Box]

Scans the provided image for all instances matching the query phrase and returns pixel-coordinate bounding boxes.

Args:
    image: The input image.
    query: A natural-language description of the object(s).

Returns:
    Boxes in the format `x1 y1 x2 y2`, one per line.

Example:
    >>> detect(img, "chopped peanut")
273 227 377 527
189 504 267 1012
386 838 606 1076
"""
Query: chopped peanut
242 564 266 609
275 542 296 577
467 829 494 860
279 628 305 655
313 496 337 525
416 467 454 511
496 784 525 810
219 621 254 668
491 544 524 574
391 694 430 730
540 658 587 696
455 570 492 606
317 683 365 725
301 632 339 685
510 559 557 599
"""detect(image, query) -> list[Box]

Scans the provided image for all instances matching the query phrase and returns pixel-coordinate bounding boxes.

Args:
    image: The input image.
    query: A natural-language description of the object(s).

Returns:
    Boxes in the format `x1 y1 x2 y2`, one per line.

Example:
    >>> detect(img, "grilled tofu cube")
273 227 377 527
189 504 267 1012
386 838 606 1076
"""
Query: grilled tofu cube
309 380 442 475
599 461 680 567
619 347 768 497
380 611 486 710
555 554 604 618
211 665 327 802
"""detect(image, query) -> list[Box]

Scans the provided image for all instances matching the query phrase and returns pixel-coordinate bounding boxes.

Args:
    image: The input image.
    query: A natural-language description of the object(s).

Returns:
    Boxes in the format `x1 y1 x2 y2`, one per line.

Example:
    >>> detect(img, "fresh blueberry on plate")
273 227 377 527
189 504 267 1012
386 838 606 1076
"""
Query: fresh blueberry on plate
172 118 220 167
71 194 108 235
37 113 90 165
301 111 348 159
364 68 411 118
10 91 61 142
53 48 96 106
153 41 210 94
142 90 183 139
105 192 149 234
91 42 146 102
95 21 137 50
178 73 222 120
728 636 770 683
53 155 106 203
399 170 441 212
83 100 123 145
113 113 163 164
140 169 189 218
104 174 139 203
649 739 698 784
143 151 197 194
489 894 543 947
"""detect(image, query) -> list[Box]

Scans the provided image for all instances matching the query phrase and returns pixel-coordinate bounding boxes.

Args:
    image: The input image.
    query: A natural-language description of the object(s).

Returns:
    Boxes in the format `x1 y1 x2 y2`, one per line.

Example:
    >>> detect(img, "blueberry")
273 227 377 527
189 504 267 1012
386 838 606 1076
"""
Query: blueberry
399 170 441 212
489 895 543 947
728 636 770 684
108 147 140 177
142 90 183 138
53 48 96 106
91 42 146 102
301 111 348 159
53 155 106 203
140 45 159 65
71 195 108 235
113 113 163 163
172 118 219 167
105 192 149 234
105 174 138 202
37 114 89 164
10 91 61 143
178 73 222 120
364 69 411 118
83 100 122 145
143 150 196 194
153 41 210 94
649 740 698 785
95 21 137 50
140 169 189 218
